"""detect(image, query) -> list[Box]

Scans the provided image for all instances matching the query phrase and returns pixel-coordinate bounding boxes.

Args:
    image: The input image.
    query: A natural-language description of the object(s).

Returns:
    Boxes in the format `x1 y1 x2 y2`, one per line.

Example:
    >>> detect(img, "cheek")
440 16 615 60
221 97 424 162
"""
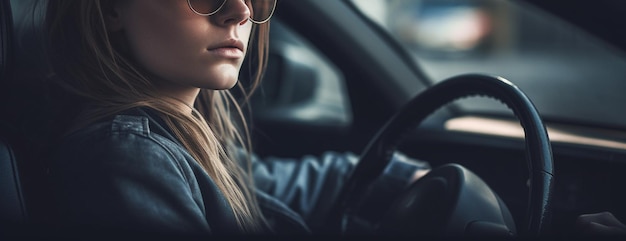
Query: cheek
123 7 210 83
128 25 205 78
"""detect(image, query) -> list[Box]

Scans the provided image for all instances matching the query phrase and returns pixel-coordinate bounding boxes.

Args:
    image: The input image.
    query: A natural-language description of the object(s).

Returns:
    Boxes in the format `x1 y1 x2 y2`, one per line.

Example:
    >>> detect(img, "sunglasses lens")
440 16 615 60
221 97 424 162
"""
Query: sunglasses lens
189 0 226 15
247 0 276 23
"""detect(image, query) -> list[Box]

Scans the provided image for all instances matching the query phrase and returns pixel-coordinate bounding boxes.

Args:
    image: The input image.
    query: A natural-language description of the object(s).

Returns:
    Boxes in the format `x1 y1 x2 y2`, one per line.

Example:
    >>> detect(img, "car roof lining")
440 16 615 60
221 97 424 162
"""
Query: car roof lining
522 0 626 53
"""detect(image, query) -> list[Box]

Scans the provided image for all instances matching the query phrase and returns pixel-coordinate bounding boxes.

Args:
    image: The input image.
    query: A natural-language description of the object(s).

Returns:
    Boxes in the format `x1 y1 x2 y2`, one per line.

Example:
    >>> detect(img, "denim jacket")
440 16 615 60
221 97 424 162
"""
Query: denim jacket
47 108 428 235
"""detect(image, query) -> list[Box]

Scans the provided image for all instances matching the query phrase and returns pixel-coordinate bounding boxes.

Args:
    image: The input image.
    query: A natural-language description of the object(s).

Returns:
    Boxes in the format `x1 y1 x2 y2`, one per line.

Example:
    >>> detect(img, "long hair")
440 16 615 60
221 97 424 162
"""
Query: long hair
44 0 270 232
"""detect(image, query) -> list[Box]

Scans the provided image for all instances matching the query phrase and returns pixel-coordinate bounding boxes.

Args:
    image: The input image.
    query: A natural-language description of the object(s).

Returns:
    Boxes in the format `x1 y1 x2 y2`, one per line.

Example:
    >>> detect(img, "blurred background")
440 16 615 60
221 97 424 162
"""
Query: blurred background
351 0 626 129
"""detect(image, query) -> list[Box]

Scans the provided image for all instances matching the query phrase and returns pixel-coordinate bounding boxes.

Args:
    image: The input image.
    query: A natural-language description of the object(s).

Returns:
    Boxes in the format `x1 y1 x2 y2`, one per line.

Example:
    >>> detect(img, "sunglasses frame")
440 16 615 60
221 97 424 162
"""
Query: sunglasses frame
187 0 277 24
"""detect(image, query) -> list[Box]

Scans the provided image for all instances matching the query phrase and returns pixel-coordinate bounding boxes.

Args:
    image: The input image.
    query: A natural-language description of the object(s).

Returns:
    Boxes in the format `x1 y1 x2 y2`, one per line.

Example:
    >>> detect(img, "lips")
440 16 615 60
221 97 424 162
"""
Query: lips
207 39 245 58
208 39 244 52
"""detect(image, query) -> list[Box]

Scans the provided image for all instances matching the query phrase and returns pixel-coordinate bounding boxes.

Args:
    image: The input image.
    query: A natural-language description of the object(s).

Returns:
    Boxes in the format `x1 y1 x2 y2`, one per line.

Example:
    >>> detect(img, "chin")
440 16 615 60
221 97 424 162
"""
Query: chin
221 81 238 90
203 67 241 90
204 78 239 90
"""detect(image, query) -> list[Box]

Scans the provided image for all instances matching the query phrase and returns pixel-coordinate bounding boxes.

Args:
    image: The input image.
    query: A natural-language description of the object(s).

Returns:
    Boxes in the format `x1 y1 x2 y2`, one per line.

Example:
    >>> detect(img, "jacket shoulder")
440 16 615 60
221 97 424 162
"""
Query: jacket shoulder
48 113 215 234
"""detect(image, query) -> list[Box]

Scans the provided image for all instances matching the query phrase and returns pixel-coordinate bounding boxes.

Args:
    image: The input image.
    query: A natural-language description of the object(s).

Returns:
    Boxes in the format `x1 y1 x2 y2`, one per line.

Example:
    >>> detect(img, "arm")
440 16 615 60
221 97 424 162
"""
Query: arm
250 150 430 230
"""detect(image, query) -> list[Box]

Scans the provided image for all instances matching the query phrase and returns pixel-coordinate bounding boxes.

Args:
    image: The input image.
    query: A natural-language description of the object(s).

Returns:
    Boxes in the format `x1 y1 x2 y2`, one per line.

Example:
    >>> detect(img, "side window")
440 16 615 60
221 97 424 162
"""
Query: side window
251 20 352 128
351 0 626 129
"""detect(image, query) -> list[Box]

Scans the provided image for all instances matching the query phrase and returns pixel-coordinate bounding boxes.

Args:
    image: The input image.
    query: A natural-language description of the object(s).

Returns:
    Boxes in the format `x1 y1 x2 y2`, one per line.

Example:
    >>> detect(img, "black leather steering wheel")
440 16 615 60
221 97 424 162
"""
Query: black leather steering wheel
327 74 554 236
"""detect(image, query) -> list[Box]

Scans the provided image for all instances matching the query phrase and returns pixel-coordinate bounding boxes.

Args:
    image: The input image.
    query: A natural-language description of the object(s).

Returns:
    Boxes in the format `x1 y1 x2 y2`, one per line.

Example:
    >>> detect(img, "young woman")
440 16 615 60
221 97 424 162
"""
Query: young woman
42 0 429 235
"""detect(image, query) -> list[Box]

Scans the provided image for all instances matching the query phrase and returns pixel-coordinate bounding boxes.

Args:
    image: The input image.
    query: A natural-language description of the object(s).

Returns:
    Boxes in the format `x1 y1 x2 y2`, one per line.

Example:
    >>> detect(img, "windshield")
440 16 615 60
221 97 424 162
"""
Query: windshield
350 0 626 130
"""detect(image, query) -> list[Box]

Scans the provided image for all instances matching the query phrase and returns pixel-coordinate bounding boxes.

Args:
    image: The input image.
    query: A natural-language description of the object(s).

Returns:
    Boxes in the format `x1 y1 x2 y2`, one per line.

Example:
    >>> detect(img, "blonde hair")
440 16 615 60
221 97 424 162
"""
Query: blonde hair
44 0 270 232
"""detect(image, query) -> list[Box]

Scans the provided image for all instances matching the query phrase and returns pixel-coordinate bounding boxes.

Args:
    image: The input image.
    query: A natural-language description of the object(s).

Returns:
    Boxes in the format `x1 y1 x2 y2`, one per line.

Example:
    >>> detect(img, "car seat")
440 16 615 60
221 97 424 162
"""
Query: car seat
0 0 29 229
1 0 51 233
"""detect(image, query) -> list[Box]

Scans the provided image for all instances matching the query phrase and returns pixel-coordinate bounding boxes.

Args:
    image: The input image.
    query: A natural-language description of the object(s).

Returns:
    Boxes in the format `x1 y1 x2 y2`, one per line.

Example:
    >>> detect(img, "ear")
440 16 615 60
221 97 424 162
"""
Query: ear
102 1 124 32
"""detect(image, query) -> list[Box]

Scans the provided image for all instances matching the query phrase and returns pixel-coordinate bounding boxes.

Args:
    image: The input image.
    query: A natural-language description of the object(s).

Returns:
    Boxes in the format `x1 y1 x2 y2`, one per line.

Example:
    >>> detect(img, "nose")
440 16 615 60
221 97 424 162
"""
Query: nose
214 0 251 26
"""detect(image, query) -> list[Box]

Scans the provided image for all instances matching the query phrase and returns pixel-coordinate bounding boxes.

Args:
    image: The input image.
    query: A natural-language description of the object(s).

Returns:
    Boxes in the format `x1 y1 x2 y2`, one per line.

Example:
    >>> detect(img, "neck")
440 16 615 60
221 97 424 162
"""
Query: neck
160 88 201 115
152 77 202 115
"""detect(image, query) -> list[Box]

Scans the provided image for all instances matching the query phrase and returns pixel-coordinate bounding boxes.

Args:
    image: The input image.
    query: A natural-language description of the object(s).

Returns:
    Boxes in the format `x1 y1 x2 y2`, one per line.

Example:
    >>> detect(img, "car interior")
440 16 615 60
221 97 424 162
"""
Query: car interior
0 0 27 227
2 0 626 237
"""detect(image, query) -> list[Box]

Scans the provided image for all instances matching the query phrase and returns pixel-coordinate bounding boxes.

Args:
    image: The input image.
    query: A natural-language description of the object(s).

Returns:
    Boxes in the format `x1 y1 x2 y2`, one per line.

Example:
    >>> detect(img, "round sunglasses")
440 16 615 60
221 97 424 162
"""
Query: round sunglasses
187 0 277 24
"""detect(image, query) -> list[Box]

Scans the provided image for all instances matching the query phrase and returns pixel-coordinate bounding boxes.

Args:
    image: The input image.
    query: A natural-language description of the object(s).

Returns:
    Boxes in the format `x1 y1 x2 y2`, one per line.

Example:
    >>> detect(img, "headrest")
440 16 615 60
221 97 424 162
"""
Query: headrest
10 0 48 81
1 0 13 83
1 0 49 139
0 0 15 125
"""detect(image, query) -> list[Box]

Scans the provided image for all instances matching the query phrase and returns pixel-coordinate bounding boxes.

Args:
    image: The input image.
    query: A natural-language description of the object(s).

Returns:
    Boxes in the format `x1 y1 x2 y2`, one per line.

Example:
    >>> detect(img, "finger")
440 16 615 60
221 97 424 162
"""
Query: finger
577 212 626 228
580 212 626 228
584 222 626 236
601 212 626 228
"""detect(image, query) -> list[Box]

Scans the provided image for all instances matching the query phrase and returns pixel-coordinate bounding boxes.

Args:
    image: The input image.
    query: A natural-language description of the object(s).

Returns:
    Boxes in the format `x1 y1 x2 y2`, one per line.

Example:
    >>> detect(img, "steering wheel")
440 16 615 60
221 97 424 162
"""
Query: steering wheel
327 74 554 236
